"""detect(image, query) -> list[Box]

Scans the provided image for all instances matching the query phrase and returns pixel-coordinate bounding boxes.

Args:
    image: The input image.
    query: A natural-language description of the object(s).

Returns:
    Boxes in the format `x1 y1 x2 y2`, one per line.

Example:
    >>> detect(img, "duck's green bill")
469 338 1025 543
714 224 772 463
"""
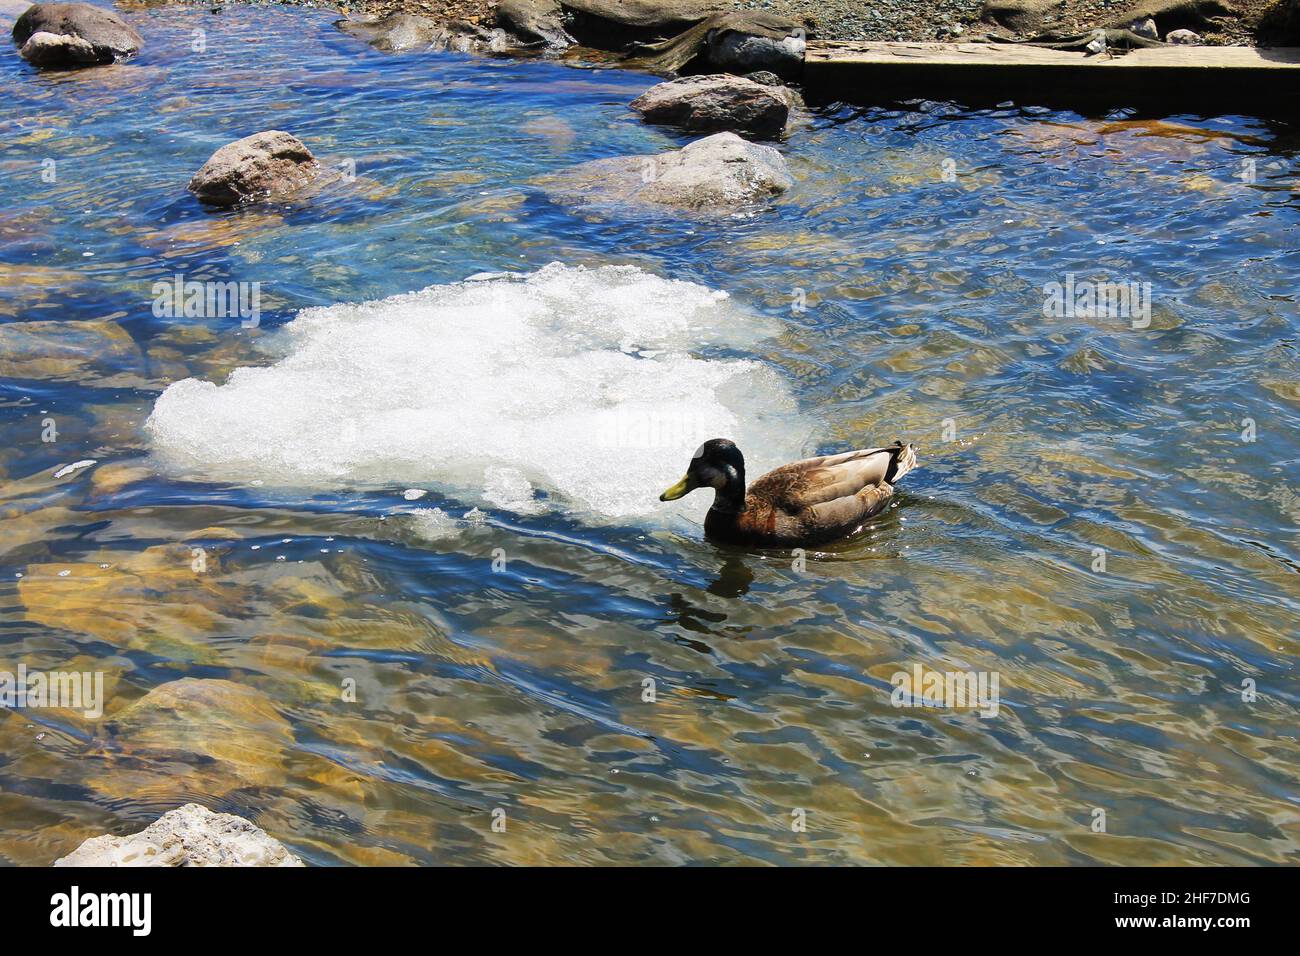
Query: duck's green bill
659 476 692 501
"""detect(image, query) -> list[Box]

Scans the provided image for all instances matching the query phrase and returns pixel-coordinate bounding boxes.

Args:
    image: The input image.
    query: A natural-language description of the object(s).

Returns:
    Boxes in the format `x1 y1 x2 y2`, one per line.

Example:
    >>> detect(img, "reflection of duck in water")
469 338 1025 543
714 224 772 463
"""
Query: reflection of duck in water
659 438 918 548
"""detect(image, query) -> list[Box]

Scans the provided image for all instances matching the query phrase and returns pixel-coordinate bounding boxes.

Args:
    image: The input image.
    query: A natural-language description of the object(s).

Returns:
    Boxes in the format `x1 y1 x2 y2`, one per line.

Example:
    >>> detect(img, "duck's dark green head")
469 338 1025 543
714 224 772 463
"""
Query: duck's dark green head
659 439 746 501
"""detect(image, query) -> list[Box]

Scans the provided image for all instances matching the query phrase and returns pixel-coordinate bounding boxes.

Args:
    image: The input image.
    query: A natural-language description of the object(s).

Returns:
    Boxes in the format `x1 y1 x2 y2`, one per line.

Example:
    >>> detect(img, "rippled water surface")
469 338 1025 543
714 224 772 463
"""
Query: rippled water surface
2 4 1298 865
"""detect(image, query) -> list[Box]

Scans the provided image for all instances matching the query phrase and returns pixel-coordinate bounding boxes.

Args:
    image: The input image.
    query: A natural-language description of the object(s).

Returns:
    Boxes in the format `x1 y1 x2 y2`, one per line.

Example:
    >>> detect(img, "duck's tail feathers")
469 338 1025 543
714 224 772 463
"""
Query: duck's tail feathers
885 440 919 484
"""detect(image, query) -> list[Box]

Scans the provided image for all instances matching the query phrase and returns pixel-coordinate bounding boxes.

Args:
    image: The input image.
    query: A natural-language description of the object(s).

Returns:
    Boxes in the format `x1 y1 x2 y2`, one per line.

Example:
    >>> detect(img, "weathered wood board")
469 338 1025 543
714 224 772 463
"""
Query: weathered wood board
803 42 1300 113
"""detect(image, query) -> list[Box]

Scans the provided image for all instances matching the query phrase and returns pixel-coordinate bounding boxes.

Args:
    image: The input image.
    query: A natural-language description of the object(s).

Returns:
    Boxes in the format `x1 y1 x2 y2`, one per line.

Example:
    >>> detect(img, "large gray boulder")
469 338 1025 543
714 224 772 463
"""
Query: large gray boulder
188 131 320 207
12 2 142 65
55 804 304 867
631 74 794 139
541 131 792 213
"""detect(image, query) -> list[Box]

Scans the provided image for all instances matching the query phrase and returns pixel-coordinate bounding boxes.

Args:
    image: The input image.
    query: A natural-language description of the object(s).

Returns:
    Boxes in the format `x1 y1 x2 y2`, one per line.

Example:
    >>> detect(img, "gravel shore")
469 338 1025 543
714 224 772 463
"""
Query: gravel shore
192 0 1290 47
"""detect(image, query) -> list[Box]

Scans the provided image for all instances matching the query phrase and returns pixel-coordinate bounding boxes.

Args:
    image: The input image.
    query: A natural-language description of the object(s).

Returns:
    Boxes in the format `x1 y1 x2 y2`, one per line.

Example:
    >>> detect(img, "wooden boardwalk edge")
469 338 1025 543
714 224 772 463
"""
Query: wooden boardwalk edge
802 42 1300 113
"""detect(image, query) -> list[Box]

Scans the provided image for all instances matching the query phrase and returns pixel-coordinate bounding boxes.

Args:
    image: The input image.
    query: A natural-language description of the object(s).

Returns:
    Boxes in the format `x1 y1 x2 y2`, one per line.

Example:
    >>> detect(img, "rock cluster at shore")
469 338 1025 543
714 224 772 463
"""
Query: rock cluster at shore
337 10 515 52
12 2 143 68
334 0 1281 47
55 803 304 867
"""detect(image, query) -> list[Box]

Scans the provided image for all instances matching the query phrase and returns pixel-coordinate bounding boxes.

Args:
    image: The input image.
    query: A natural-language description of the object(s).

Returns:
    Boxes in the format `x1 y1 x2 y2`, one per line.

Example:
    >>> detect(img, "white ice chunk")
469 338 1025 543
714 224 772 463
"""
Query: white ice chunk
145 263 808 522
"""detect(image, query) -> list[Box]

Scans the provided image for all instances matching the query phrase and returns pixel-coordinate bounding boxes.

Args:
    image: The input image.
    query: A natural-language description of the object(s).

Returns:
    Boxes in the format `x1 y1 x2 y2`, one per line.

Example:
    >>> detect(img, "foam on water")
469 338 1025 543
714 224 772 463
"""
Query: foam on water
146 264 809 522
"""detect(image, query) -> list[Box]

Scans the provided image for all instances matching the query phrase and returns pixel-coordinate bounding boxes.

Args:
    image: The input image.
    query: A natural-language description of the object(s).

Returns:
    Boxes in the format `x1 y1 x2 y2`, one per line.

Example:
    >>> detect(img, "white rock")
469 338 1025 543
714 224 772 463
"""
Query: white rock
1127 17 1157 40
54 804 304 867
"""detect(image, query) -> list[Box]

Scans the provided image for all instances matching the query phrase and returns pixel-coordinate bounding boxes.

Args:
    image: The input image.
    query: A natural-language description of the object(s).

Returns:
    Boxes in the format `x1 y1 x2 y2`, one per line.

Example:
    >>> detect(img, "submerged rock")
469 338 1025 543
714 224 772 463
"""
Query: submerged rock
55 804 303 867
335 12 512 54
540 131 792 213
94 678 295 793
0 319 145 383
12 2 143 66
188 131 320 207
631 74 794 139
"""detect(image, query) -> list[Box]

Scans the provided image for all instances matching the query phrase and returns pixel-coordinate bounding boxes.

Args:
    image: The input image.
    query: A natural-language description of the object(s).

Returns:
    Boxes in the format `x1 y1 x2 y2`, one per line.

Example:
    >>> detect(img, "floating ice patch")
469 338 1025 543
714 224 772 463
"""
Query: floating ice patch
408 507 461 541
53 460 96 479
146 263 808 522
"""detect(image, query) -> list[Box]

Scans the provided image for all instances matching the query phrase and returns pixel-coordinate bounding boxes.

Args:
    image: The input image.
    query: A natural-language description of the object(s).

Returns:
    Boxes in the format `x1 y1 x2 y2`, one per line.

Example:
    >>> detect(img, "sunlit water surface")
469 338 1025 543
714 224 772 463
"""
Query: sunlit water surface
1 4 1298 865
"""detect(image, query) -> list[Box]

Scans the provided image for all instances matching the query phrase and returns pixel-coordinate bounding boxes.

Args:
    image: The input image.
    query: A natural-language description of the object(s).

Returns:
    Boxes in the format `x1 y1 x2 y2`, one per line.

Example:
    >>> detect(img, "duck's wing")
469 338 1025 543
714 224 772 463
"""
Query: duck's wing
753 443 917 512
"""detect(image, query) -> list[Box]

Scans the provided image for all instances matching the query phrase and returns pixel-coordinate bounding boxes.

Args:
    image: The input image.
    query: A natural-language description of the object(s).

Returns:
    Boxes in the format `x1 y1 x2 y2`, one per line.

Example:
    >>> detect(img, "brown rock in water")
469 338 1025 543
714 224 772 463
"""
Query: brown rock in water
97 678 296 792
631 74 794 139
0 319 145 383
12 2 143 65
188 131 319 207
540 130 792 214
55 803 304 867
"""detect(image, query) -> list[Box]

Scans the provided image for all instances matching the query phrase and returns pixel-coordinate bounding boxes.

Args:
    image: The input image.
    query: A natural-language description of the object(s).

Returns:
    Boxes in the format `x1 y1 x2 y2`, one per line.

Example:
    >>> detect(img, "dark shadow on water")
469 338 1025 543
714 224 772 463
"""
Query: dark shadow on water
705 551 755 599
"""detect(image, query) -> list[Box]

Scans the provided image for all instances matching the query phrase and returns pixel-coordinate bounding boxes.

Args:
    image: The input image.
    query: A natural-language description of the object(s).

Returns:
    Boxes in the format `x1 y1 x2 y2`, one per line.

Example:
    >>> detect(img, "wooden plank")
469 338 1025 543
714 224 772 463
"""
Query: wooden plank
802 41 1300 113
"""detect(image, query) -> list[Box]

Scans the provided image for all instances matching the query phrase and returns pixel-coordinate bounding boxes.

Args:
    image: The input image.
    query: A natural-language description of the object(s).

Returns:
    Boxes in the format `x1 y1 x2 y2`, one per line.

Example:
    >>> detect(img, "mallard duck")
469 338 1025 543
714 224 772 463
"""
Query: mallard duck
659 438 918 547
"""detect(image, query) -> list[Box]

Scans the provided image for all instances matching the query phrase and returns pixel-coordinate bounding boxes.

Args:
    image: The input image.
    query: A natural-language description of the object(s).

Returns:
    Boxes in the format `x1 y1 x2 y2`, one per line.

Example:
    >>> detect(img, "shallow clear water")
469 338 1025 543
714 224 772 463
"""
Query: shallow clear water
2 4 1298 865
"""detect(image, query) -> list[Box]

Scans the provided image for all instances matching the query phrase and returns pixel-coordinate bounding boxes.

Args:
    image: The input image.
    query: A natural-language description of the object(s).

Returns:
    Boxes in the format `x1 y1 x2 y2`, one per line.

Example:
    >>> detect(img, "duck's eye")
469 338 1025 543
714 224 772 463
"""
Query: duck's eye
698 466 726 489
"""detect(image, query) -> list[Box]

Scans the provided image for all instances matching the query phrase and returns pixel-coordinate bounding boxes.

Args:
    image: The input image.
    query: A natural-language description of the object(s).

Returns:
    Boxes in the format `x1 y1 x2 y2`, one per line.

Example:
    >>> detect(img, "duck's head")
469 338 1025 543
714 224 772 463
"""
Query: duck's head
659 438 745 501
